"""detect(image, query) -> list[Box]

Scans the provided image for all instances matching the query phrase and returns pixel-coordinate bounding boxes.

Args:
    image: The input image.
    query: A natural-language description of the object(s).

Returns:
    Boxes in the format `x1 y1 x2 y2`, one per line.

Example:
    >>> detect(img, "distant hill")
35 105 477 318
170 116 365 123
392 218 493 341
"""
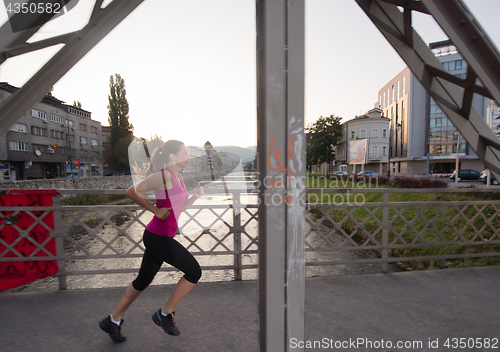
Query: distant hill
215 145 256 162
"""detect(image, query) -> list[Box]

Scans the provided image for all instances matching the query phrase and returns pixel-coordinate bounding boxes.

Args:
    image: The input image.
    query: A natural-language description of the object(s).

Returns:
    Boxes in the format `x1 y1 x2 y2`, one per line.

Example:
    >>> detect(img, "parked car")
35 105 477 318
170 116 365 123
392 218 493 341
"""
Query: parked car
333 171 348 176
449 169 480 181
357 170 379 177
479 169 499 185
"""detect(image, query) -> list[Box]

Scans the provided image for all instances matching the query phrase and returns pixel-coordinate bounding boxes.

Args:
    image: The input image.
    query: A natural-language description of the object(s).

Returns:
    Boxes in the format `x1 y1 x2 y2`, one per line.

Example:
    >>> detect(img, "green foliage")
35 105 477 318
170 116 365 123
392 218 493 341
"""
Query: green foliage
73 100 82 108
243 158 256 171
108 74 134 173
306 174 500 270
306 114 343 168
147 134 163 153
391 177 448 188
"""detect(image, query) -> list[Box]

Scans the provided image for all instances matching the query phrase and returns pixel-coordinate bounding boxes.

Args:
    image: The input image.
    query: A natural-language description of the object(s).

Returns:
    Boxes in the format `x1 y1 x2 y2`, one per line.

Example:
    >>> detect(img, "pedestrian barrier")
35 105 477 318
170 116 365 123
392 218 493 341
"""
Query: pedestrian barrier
1 187 500 290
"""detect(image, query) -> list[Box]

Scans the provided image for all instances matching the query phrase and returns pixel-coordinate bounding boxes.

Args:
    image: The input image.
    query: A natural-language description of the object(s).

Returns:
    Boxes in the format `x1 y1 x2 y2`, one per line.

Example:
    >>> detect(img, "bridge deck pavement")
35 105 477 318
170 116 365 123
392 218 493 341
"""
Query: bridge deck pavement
1 266 499 352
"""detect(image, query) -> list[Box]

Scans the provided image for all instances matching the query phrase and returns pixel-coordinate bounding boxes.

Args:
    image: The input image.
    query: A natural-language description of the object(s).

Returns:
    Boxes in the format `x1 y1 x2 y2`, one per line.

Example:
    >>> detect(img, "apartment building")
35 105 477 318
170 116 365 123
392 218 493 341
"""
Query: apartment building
376 40 496 176
0 83 104 180
336 108 390 175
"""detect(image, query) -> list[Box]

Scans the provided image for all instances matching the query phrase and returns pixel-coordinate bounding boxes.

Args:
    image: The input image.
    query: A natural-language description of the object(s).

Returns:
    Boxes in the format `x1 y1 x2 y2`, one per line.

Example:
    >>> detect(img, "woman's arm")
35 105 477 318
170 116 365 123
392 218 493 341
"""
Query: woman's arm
183 183 204 211
126 172 171 220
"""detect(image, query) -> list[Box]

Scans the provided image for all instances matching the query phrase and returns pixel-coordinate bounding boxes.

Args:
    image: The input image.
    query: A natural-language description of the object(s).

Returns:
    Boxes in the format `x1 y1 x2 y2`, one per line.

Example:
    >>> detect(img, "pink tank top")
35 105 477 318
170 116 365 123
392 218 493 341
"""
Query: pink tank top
146 168 189 237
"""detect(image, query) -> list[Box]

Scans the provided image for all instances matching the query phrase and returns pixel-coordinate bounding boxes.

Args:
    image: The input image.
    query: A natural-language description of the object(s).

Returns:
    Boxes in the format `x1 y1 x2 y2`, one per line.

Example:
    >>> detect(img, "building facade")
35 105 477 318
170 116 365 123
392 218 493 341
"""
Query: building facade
0 83 104 180
376 40 496 176
336 108 390 175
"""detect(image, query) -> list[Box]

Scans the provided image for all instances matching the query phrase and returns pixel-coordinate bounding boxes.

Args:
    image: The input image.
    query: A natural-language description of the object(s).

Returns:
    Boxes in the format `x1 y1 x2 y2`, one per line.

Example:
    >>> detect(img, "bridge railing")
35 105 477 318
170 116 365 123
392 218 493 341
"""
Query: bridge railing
1 187 500 290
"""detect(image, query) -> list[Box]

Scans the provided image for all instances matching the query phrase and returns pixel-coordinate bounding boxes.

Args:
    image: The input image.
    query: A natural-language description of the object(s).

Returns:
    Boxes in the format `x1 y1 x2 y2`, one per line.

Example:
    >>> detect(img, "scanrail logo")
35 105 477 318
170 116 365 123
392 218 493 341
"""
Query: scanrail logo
3 0 79 33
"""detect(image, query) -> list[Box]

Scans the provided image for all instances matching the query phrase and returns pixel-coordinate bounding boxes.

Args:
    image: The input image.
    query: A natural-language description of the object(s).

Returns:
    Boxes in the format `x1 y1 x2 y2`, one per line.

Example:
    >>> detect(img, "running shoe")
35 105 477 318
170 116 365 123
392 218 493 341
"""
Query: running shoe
152 309 181 336
99 315 126 342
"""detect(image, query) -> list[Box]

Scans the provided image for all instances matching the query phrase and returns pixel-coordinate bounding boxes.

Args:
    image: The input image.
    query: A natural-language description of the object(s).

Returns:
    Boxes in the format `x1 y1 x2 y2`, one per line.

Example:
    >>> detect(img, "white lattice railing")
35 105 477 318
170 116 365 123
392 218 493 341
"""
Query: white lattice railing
2 188 500 289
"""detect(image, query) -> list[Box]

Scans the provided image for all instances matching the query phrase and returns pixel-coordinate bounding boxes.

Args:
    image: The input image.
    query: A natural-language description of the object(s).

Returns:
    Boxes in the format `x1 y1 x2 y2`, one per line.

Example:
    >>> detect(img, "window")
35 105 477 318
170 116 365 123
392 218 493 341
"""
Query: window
80 137 87 145
67 134 75 142
383 92 386 108
81 150 88 157
33 144 48 153
350 130 355 140
50 130 65 139
371 145 378 158
436 144 442 154
382 146 387 156
50 114 64 124
397 81 400 99
448 60 456 71
429 144 436 155
460 143 465 153
9 141 29 151
372 129 379 138
382 129 387 138
91 139 98 147
67 148 76 157
31 126 48 136
10 123 27 133
402 76 406 96
360 129 367 138
392 85 395 103
68 107 90 118
65 120 74 128
91 126 98 134
30 109 47 121
54 147 65 155
443 61 449 71
80 123 87 131
92 151 100 158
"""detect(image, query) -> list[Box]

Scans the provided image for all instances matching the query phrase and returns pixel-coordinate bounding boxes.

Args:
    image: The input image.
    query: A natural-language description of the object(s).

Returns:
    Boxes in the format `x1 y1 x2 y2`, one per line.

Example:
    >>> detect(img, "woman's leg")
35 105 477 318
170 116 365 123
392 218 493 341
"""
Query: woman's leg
162 277 196 314
112 283 142 321
112 231 164 320
152 237 202 314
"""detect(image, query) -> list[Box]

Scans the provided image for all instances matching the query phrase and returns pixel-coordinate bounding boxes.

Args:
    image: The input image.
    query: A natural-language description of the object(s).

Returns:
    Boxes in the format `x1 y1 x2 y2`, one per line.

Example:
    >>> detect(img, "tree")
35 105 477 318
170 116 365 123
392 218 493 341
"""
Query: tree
147 133 163 153
73 100 82 108
108 74 134 173
306 114 343 169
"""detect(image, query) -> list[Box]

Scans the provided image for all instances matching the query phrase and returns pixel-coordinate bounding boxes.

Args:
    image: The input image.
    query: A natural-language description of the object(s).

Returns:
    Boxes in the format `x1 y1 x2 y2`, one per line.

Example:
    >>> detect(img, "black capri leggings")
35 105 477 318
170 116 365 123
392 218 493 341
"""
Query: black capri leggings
132 229 202 291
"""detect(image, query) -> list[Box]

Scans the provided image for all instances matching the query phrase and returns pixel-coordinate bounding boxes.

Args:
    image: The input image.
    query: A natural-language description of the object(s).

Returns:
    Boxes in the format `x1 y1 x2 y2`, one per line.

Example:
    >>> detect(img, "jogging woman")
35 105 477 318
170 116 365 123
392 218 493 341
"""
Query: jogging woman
99 140 203 342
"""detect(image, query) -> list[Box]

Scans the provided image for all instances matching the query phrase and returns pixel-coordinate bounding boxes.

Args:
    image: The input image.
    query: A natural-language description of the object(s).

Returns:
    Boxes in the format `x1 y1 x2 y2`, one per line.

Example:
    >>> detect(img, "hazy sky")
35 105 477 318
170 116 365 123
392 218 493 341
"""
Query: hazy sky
0 0 499 148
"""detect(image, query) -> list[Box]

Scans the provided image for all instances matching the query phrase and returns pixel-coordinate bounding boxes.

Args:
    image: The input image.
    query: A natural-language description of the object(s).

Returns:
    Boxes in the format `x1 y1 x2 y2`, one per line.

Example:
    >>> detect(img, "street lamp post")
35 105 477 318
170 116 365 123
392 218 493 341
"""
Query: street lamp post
204 141 215 181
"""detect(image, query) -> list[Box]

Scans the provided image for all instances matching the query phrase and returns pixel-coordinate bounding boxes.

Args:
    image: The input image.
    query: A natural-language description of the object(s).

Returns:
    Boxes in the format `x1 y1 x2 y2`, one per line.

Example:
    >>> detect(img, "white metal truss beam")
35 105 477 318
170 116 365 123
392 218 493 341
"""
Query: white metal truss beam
257 0 306 350
356 0 500 176
0 0 145 139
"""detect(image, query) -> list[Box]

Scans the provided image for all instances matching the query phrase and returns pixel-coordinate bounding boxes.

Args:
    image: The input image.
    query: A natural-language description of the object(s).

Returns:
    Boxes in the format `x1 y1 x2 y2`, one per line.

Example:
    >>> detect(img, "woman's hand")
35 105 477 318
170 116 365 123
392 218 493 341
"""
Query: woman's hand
154 206 171 220
194 183 204 199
